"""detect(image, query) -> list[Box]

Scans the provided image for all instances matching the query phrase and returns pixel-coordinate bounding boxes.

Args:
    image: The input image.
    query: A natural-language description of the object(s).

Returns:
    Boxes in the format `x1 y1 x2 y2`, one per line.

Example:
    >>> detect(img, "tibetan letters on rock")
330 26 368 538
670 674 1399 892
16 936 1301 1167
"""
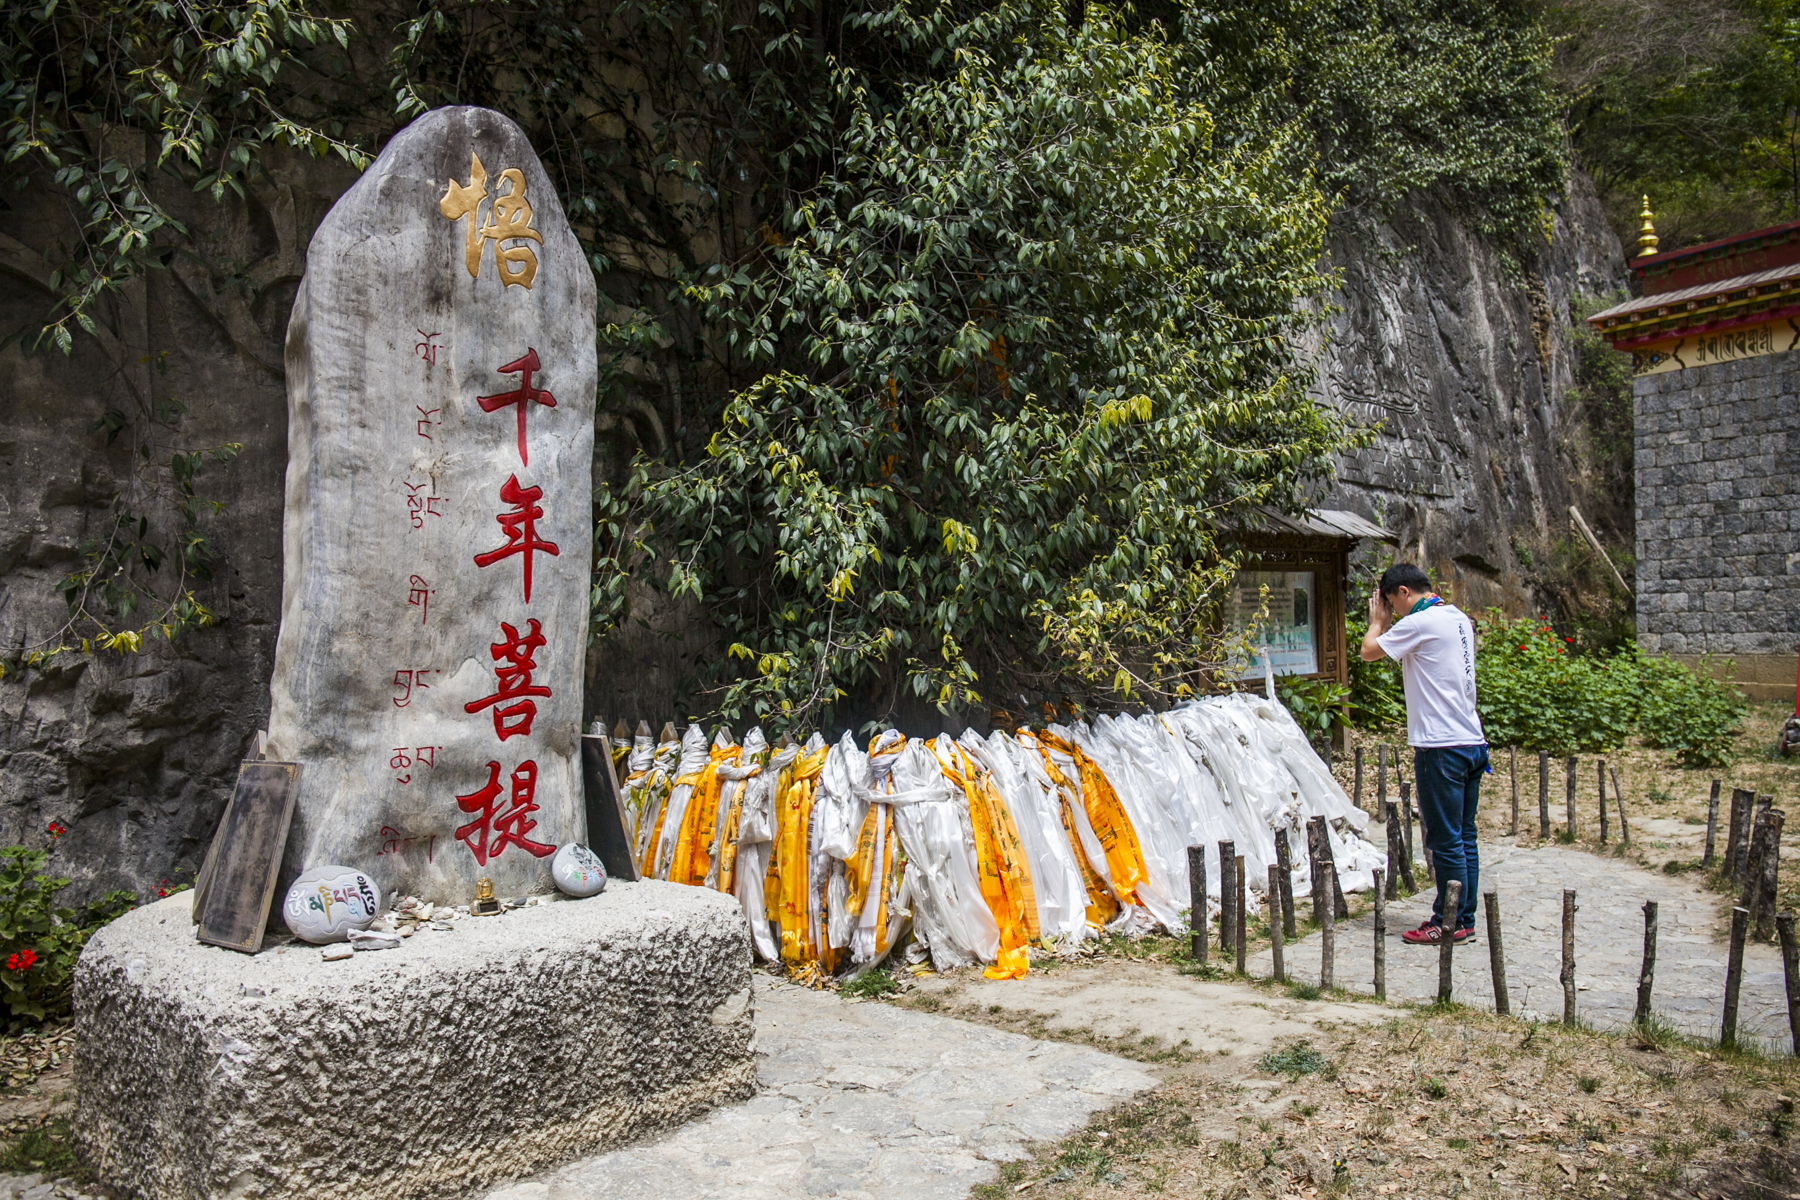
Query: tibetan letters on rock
268 107 596 904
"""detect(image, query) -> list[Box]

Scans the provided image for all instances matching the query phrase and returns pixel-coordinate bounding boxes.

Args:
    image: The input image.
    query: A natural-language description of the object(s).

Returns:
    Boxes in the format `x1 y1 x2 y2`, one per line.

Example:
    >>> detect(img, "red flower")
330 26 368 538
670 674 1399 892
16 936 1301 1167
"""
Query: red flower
45 821 65 839
8 950 37 972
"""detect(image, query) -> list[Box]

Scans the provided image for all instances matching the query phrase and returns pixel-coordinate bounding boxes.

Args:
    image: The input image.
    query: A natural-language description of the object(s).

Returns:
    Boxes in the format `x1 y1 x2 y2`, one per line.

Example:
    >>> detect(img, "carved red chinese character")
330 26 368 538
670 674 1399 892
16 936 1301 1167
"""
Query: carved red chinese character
454 760 556 867
463 619 551 740
477 348 556 467
473 475 559 602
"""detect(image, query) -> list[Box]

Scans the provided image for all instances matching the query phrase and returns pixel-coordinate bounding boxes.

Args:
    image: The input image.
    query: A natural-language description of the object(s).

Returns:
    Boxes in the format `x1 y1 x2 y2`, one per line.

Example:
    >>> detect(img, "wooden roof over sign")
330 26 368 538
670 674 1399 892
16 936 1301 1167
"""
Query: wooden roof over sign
1235 507 1397 544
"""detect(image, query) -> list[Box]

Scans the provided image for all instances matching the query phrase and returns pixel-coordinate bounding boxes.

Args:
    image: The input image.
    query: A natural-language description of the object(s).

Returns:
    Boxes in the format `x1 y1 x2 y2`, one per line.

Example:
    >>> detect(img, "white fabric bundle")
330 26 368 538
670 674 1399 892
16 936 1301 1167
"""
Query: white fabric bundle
651 723 712 880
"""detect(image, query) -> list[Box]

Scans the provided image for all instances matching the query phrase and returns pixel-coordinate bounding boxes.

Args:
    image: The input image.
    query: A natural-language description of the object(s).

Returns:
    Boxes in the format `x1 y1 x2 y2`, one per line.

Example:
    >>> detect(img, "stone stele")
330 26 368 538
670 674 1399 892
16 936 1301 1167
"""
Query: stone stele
267 105 596 905
75 883 755 1200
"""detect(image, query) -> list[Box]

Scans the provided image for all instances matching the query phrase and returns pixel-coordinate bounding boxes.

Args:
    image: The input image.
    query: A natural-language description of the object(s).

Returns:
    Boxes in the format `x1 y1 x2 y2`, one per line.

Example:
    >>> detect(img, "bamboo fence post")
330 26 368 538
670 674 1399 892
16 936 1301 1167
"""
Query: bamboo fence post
1354 747 1364 811
1235 855 1248 974
1320 867 1336 991
1537 750 1550 839
1437 879 1462 1004
1634 900 1658 1027
1508 745 1519 837
1187 844 1207 966
1702 780 1721 868
1597 758 1609 845
1561 889 1578 1025
1268 864 1285 983
1484 889 1509 1016
1217 840 1235 965
1778 912 1800 1056
1565 757 1578 840
1612 767 1631 848
1373 868 1387 1000
1273 828 1298 940
1723 906 1750 1049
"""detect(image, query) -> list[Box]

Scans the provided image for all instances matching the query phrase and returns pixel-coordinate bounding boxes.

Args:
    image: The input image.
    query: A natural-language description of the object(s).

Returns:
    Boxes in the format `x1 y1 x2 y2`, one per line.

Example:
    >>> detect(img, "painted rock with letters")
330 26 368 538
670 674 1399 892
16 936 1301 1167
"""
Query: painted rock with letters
282 866 384 944
550 843 606 898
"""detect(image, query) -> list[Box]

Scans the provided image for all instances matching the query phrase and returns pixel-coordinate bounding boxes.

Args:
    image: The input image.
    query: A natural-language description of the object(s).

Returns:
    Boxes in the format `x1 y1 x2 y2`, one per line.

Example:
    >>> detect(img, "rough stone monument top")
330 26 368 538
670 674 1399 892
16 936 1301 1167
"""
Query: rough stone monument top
267 107 597 904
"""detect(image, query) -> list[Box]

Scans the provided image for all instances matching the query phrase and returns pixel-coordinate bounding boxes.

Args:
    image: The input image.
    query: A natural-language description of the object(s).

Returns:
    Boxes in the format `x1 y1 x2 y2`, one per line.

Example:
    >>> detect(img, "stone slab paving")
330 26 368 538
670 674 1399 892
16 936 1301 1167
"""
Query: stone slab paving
1252 836 1792 1046
482 980 1159 1200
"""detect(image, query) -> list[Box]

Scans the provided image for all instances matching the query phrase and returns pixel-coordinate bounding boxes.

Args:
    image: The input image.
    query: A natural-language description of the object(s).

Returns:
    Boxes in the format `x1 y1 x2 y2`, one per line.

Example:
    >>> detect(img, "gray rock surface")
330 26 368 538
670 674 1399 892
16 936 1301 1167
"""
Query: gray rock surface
267 106 596 904
481 979 1159 1200
1314 175 1630 605
74 882 754 1200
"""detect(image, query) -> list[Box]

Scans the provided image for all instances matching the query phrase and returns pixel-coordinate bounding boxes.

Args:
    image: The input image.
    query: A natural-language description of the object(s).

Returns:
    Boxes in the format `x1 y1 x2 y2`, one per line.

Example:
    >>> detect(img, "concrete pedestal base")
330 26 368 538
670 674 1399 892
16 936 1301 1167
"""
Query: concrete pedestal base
74 882 755 1200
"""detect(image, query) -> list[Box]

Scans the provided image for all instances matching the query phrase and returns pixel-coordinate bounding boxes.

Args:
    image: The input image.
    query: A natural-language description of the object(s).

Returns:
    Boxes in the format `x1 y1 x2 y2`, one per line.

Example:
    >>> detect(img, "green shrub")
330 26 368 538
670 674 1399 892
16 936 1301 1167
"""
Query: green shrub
1275 677 1351 755
0 848 135 1028
1344 589 1405 731
1474 614 1640 753
1637 655 1745 768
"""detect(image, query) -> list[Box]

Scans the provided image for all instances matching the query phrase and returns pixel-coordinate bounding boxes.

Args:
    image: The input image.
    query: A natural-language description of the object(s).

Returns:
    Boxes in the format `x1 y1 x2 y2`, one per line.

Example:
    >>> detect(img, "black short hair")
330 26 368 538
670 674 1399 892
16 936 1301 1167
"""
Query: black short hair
1379 563 1431 598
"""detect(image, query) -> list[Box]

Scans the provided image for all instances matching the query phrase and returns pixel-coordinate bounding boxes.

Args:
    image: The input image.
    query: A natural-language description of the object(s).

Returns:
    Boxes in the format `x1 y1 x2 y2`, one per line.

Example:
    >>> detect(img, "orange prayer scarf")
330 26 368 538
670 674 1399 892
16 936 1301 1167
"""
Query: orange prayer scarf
938 744 1035 979
669 743 739 887
773 746 828 965
640 764 696 878
1036 732 1149 909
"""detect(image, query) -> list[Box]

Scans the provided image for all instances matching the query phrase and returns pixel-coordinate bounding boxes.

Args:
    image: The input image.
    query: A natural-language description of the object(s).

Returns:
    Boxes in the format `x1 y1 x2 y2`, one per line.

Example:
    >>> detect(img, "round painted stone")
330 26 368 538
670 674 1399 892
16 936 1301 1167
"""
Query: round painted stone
281 866 383 944
551 843 607 898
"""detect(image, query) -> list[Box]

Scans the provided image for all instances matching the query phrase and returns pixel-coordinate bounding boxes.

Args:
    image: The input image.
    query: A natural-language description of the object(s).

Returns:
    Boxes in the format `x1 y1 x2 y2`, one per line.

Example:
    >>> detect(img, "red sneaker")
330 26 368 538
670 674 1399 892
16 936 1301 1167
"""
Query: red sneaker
1451 926 1475 943
1400 922 1444 945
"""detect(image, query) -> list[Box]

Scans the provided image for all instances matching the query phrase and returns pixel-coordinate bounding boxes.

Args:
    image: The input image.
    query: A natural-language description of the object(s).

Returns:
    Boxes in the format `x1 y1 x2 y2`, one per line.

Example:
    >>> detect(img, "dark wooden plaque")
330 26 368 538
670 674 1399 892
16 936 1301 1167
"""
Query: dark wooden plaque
581 730 639 882
194 761 303 954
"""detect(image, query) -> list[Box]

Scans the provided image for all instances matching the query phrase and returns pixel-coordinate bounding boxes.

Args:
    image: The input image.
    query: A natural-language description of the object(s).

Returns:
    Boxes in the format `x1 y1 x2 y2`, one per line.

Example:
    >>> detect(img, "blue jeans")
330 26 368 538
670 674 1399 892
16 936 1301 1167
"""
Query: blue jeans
1413 744 1488 931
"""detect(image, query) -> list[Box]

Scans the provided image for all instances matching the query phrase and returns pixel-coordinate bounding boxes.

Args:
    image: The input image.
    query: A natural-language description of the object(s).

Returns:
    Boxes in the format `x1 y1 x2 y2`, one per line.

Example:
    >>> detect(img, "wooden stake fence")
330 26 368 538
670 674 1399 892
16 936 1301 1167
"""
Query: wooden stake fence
1634 900 1657 1027
1437 879 1462 1004
1372 868 1386 1000
1274 829 1297 940
1508 746 1519 837
1484 890 1508 1015
1703 780 1721 868
1561 889 1578 1025
1186 844 1206 966
1267 865 1285 984
1723 906 1749 1048
1537 750 1550 839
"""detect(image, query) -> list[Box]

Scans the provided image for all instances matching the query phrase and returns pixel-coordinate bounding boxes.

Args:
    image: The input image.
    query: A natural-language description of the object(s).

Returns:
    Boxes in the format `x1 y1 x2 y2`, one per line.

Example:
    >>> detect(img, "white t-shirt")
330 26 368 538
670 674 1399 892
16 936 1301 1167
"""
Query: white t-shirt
1376 601 1486 748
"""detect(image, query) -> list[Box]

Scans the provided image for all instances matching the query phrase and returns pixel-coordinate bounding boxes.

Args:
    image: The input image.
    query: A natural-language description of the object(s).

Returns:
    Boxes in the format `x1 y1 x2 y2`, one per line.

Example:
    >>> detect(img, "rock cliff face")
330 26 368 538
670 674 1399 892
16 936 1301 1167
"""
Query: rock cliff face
1311 173 1629 608
0 151 1626 901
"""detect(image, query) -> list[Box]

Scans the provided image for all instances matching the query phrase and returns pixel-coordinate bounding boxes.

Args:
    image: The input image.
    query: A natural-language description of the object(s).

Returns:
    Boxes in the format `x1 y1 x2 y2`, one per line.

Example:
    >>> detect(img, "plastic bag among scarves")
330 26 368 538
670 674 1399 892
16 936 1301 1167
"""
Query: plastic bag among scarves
625 692 1382 979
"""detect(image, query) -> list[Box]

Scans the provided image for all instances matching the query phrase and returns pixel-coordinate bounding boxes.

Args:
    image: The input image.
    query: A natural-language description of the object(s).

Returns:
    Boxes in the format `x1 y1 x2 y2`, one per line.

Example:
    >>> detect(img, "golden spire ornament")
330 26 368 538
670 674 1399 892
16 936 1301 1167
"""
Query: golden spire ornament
1636 196 1660 258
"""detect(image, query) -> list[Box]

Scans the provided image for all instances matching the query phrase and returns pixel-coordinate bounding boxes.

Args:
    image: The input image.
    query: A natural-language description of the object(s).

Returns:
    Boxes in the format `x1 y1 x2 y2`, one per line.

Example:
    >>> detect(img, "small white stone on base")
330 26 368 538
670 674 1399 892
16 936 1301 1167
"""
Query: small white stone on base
320 944 354 961
551 843 606 897
77 882 753 1200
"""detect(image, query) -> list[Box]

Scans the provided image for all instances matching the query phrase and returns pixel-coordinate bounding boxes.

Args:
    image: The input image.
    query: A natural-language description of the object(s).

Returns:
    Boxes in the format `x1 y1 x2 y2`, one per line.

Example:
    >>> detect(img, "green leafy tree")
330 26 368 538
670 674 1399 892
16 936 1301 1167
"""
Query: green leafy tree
629 0 1360 729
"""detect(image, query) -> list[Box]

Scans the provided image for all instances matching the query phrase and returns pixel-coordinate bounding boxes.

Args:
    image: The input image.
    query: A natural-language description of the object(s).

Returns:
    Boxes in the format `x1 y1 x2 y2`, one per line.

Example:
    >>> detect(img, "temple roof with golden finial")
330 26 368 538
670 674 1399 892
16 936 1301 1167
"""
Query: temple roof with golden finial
1586 208 1800 373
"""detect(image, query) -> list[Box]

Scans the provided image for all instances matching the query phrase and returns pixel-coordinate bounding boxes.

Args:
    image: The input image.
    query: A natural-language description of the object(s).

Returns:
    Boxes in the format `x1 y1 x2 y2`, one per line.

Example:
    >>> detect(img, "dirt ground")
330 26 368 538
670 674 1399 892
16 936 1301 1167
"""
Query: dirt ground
896 956 1800 1200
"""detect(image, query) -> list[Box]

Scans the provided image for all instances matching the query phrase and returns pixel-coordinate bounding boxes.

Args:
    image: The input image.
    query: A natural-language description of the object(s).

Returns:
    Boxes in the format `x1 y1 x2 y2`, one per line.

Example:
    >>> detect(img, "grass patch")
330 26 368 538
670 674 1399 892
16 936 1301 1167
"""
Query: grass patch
0 1119 82 1179
839 969 898 999
1285 981 1323 1001
1260 1042 1328 1077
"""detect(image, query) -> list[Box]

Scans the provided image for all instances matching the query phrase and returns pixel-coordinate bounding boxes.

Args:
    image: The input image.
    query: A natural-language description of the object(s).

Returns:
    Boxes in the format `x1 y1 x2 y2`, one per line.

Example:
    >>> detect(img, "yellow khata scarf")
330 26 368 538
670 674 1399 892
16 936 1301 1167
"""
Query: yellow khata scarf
670 743 739 887
640 765 696 879
1037 731 1150 910
1029 736 1120 928
773 746 828 966
938 743 1035 979
715 758 763 894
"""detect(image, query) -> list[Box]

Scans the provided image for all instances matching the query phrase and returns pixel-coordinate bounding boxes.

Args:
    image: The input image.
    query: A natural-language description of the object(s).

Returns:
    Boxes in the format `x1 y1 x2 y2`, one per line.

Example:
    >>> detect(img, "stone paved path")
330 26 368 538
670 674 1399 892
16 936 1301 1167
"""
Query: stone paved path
483 980 1158 1200
1252 837 1792 1047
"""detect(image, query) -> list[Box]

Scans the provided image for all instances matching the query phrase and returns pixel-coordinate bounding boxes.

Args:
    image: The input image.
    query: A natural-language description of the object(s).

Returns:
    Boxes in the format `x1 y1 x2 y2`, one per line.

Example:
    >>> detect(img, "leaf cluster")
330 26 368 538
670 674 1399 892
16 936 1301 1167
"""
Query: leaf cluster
636 0 1361 730
0 847 135 1029
1473 611 1746 764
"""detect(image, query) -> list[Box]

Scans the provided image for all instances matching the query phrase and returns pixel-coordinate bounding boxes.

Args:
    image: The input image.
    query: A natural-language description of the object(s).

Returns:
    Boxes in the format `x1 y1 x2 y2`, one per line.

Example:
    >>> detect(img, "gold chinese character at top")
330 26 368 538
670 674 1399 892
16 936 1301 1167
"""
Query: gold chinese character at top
439 151 544 289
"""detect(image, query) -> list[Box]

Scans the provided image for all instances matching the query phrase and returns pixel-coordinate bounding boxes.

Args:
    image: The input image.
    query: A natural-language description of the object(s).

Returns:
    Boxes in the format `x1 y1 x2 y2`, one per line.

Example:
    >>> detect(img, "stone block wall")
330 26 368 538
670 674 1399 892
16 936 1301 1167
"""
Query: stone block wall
1634 351 1800 698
